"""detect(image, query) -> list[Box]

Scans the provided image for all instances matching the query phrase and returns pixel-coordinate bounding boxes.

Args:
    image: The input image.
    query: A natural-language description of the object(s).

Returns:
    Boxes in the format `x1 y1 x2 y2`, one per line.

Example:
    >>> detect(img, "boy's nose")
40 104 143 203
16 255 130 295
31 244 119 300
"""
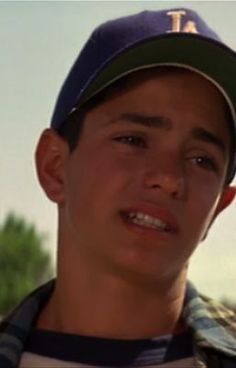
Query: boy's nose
143 155 186 199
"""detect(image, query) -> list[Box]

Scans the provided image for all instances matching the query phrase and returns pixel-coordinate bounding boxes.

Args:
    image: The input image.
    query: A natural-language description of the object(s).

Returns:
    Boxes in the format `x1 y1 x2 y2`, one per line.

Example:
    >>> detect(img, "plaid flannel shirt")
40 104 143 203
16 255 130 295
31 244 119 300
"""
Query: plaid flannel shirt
0 280 236 368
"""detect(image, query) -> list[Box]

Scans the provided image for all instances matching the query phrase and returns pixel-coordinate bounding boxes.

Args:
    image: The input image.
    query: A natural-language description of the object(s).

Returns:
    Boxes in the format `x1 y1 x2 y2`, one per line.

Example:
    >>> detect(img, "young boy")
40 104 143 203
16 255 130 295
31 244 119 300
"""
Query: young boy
1 8 236 368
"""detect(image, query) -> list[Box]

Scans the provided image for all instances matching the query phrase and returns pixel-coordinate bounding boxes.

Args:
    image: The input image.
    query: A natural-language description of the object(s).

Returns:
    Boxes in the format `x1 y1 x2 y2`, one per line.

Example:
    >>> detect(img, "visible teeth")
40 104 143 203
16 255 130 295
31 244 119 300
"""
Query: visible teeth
128 212 137 219
127 212 168 231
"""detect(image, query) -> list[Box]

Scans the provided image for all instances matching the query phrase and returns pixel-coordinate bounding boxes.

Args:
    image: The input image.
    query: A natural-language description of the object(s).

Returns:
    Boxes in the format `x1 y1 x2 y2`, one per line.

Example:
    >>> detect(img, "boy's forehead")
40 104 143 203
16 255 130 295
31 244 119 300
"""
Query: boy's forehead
87 67 231 136
85 67 231 158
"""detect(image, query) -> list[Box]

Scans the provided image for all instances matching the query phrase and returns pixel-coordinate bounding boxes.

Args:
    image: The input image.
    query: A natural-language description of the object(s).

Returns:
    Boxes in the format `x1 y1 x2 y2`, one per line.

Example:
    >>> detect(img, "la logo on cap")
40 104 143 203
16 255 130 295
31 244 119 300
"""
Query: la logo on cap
167 10 198 33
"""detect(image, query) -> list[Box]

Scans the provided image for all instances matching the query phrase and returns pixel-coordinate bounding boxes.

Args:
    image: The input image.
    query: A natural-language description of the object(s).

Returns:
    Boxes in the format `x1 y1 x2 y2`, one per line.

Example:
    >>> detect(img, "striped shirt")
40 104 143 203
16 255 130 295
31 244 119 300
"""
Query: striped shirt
19 324 194 367
20 354 195 367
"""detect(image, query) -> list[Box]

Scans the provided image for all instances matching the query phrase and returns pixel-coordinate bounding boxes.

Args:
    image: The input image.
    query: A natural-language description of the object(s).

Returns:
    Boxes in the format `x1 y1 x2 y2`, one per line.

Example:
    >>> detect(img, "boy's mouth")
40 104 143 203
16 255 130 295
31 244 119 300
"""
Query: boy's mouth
121 210 178 234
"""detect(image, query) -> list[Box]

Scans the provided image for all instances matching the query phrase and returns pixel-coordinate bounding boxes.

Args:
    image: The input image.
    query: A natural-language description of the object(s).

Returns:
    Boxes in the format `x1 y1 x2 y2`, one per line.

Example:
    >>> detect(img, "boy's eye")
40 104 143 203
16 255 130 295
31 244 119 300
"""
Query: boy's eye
114 135 146 147
190 155 219 172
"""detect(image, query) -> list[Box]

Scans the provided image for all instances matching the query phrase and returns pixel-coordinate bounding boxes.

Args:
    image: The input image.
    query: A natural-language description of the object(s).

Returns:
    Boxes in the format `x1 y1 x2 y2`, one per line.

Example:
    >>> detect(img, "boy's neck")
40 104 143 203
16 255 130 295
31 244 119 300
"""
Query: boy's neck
37 257 188 339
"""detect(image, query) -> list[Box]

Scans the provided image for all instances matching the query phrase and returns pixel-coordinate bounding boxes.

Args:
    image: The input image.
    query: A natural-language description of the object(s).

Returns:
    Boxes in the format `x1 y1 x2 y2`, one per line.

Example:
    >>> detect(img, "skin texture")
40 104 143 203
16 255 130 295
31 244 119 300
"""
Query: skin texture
35 68 236 339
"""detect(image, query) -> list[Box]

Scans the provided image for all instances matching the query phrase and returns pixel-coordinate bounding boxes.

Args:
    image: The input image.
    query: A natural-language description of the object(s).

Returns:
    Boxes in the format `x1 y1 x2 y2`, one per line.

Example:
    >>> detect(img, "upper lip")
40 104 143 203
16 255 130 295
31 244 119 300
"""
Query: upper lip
121 202 179 233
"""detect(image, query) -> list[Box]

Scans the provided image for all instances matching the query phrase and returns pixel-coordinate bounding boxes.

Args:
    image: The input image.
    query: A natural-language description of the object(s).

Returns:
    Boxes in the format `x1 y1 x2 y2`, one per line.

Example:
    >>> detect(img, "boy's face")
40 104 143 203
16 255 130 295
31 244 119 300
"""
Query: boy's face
39 69 234 282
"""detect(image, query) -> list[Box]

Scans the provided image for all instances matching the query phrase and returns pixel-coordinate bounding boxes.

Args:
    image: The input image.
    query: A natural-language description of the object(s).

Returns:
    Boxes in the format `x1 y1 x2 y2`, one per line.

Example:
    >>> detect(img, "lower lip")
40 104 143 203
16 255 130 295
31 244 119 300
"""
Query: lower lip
120 213 175 240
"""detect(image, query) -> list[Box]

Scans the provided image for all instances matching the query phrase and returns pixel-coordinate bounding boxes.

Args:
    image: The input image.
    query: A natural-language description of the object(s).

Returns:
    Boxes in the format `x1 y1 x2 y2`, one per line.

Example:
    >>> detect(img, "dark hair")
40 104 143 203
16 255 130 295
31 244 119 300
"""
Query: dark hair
56 107 87 151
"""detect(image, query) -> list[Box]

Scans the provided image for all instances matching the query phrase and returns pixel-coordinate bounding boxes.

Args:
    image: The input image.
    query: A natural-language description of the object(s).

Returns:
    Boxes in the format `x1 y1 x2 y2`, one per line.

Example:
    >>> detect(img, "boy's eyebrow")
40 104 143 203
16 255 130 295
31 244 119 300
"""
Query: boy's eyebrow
109 112 226 155
114 113 172 129
192 127 226 155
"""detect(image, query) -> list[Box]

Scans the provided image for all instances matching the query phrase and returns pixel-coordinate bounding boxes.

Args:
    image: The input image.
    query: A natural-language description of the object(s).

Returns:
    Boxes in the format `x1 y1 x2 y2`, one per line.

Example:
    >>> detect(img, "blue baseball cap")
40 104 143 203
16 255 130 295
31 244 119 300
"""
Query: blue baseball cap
50 8 236 182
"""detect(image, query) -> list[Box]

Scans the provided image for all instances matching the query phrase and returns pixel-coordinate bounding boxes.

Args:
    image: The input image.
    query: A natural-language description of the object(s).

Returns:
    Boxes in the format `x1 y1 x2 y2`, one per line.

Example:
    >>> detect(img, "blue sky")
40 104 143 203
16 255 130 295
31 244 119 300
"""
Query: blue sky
1 1 236 301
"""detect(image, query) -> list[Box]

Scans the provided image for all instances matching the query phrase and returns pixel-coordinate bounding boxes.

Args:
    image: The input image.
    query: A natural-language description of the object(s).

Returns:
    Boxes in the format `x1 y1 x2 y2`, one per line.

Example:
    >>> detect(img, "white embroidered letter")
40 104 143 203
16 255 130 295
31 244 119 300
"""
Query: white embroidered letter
182 20 198 34
167 10 186 32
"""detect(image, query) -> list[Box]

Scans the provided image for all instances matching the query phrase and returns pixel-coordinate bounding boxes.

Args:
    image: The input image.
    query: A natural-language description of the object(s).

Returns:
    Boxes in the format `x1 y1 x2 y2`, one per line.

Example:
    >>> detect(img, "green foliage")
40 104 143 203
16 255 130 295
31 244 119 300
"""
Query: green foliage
0 212 53 316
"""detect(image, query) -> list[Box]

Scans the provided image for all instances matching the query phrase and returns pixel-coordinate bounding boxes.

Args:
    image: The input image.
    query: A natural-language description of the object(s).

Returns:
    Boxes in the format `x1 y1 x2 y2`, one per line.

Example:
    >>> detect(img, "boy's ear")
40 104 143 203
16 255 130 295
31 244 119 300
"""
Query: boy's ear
35 128 69 204
215 185 236 216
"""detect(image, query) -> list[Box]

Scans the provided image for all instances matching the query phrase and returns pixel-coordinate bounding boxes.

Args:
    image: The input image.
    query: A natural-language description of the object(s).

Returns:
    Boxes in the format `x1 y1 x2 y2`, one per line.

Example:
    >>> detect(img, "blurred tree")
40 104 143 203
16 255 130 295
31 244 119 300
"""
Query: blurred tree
0 212 53 316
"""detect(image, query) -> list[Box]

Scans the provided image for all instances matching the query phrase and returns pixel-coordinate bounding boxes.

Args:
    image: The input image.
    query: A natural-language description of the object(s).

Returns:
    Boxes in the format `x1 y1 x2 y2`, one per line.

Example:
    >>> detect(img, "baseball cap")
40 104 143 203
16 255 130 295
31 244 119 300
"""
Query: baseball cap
50 8 236 182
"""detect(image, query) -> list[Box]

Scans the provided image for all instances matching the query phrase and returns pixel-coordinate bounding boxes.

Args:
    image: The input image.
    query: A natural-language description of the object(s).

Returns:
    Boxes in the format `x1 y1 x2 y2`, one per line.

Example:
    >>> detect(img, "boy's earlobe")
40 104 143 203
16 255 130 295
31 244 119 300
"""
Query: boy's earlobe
35 128 68 204
216 185 236 215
